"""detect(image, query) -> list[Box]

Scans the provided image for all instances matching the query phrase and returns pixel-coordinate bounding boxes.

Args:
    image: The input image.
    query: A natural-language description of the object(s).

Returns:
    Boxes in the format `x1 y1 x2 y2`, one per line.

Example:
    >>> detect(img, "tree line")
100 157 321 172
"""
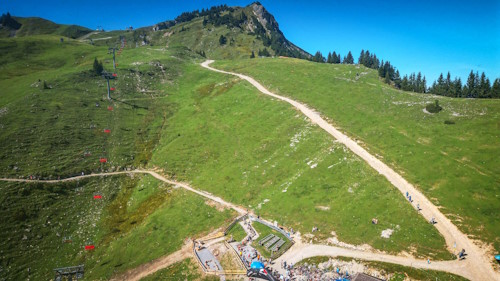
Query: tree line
309 48 499 98
428 71 500 98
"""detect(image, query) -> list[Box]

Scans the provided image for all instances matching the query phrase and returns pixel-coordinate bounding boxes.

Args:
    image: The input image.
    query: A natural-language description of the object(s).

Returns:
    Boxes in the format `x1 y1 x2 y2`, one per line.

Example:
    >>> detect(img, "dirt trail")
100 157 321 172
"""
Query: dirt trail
275 241 473 280
201 60 499 281
0 170 488 280
0 170 246 215
109 243 192 281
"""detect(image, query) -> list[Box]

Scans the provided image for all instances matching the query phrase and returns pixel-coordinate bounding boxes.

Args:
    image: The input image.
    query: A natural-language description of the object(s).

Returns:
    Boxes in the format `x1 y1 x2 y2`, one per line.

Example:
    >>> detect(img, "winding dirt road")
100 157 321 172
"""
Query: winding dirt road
275 241 473 279
201 60 499 281
2 61 497 279
0 170 246 215
0 169 488 280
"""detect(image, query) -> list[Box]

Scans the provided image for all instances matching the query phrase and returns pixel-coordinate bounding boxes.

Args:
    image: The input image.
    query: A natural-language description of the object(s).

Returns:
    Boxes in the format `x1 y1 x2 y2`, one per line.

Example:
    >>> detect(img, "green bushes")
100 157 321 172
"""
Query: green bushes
426 100 443 113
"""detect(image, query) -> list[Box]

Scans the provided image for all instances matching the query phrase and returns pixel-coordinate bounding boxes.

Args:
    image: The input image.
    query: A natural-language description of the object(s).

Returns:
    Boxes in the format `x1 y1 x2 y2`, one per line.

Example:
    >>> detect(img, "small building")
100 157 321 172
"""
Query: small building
352 273 385 281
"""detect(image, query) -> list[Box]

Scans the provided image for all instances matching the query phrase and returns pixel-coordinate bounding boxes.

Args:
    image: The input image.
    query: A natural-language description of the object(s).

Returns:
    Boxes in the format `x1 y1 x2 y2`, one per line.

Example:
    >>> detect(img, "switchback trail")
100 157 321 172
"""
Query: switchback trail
0 170 483 280
0 170 246 215
201 60 498 281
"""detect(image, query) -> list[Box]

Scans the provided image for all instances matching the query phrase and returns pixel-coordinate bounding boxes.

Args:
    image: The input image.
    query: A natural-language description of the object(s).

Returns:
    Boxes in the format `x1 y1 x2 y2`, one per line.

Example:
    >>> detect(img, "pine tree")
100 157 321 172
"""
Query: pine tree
343 51 354 64
394 70 401 89
401 75 409 91
93 57 103 76
327 52 332 63
436 73 445 96
478 72 490 98
491 78 500 98
416 72 422 93
313 51 324 63
465 70 477 98
219 34 227 45
364 50 371 66
335 53 341 64
358 49 365 65
453 78 462 98
250 51 255 58
445 72 452 96
378 60 385 77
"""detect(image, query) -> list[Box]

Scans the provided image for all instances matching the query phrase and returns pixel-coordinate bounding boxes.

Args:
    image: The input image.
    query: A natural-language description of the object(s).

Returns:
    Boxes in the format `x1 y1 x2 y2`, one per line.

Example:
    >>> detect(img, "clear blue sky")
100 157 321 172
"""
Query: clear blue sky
3 0 499 83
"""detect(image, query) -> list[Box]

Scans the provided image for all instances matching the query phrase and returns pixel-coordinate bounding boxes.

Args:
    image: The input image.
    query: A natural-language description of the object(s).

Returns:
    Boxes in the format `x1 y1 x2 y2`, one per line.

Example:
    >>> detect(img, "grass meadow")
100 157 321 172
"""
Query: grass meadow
0 175 235 280
214 58 500 254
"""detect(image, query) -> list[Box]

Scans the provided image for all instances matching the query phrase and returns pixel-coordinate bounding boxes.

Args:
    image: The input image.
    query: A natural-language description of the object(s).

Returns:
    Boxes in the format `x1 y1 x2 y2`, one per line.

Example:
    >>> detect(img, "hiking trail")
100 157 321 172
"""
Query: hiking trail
201 59 499 281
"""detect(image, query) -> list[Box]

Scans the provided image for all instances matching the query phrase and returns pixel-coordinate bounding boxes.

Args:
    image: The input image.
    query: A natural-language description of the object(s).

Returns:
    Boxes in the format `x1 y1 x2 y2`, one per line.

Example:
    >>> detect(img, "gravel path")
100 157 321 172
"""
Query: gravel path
201 60 499 281
109 243 191 281
0 169 247 215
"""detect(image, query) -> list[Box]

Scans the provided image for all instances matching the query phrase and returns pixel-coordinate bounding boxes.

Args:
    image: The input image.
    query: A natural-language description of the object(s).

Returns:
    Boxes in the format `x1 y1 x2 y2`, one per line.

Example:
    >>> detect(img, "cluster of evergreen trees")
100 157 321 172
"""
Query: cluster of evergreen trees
155 5 234 31
176 5 233 24
429 71 500 98
309 48 500 98
258 48 271 57
0 12 21 29
310 50 354 64
357 49 500 98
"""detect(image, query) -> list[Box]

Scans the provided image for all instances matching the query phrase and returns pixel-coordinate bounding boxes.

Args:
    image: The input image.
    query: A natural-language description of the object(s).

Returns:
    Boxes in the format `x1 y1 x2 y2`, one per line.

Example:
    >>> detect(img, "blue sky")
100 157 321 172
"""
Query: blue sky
3 0 499 83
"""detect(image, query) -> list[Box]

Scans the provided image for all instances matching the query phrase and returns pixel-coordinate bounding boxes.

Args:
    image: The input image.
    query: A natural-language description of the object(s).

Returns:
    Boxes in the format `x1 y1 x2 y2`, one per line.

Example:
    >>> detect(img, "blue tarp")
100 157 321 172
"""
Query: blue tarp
495 255 500 261
250 261 265 269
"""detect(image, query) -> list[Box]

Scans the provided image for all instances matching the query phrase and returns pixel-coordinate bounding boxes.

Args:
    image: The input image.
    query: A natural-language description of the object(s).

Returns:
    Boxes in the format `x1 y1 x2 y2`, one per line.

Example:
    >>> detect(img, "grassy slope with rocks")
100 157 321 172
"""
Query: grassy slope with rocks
149 62 450 259
298 256 468 281
0 35 183 178
0 175 235 280
2 3 493 278
213 58 500 253
84 2 310 60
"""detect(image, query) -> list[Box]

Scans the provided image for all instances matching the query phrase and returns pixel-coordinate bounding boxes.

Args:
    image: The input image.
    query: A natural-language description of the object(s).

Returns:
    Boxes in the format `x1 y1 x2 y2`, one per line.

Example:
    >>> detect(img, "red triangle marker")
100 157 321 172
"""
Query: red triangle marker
112 73 117 77
104 129 111 133
110 87 115 91
99 158 107 163
93 195 102 199
85 245 95 250
107 106 113 111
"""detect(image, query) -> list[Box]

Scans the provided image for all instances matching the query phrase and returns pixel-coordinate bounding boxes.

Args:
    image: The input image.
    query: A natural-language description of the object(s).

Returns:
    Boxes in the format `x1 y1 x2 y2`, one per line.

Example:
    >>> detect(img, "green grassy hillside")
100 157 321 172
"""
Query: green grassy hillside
148 61 450 259
0 175 235 280
0 31 452 267
3 4 497 278
0 35 181 178
83 2 310 60
1 17 92 39
214 58 500 253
